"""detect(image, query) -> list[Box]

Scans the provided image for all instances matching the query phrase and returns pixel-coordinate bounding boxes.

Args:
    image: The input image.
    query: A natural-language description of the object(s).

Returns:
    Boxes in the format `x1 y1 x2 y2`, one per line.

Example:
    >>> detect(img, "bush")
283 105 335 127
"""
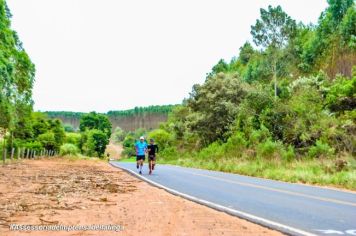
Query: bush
60 143 79 156
122 134 136 157
148 129 173 150
38 132 56 150
63 123 75 132
223 132 248 157
83 129 109 157
256 139 284 159
65 133 81 146
16 141 44 156
308 140 335 158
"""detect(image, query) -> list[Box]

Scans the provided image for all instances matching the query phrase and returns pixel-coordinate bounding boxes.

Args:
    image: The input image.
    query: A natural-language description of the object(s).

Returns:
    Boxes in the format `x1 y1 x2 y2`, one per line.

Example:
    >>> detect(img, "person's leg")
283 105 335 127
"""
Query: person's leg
136 156 139 169
152 156 156 170
139 157 144 174
148 159 153 174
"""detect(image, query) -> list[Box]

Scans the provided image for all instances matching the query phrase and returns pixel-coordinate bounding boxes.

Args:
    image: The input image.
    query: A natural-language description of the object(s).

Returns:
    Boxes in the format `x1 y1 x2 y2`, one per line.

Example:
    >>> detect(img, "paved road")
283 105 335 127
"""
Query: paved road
110 161 356 236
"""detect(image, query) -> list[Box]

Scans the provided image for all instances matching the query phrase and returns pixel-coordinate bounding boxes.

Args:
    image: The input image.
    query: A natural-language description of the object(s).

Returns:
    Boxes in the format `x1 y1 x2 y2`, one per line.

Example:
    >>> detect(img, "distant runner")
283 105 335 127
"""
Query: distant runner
147 139 159 175
135 136 147 175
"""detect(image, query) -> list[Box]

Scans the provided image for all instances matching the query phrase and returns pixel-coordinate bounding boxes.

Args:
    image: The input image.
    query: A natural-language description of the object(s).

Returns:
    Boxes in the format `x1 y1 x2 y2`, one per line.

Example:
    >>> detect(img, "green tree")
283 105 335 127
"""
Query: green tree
84 129 109 157
251 5 296 97
79 112 112 138
239 42 255 65
187 73 246 145
326 0 354 25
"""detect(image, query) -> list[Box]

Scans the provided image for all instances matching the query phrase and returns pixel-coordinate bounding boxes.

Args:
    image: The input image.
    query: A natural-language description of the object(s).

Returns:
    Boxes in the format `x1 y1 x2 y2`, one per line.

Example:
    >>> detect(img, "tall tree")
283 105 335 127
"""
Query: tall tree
251 5 296 97
0 0 35 162
79 112 112 138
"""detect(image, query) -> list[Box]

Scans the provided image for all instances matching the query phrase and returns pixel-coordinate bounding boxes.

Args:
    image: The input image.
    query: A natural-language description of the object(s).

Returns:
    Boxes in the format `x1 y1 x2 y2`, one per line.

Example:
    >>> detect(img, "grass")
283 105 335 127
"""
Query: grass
116 156 136 163
158 155 356 190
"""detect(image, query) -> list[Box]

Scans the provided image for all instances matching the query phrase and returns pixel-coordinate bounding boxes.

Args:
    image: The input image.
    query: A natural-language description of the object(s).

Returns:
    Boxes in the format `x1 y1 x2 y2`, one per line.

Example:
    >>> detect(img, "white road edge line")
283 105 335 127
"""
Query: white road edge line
109 162 317 236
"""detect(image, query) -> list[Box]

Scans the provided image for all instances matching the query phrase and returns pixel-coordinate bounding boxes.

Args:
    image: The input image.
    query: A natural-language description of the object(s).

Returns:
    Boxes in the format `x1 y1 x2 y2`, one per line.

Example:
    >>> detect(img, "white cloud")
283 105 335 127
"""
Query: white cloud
6 0 327 112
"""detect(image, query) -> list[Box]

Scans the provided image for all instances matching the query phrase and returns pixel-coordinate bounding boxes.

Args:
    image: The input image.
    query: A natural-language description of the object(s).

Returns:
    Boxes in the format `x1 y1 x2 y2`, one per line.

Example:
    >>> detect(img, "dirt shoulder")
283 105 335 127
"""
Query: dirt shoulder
0 158 283 236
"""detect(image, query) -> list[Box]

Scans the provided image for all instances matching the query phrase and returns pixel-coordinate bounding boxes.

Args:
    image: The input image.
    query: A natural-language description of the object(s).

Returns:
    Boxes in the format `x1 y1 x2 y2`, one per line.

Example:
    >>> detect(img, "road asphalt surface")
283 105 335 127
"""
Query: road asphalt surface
110 161 356 236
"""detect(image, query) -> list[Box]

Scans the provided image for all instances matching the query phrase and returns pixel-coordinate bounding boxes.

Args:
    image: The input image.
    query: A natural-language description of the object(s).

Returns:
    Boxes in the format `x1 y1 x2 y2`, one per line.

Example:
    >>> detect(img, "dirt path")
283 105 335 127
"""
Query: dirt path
105 142 123 160
0 158 283 236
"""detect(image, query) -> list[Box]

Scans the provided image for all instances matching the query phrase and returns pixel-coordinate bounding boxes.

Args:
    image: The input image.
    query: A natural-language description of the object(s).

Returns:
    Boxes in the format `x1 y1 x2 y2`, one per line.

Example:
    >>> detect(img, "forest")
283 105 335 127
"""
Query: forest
124 0 356 189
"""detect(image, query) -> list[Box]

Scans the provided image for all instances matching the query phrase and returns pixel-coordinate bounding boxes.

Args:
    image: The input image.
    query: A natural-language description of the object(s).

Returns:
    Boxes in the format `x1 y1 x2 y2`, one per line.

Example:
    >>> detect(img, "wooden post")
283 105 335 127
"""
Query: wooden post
2 128 6 164
26 149 29 159
33 151 36 159
10 148 14 160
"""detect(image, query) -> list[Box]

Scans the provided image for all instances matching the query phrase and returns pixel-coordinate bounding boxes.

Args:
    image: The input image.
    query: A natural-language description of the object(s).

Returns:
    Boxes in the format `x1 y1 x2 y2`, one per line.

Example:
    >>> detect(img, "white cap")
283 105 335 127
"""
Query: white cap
139 136 144 140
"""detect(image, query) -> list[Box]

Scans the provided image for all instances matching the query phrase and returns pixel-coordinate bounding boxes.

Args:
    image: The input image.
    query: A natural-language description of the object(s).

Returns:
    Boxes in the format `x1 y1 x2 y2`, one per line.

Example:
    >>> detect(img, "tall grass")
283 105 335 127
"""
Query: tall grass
159 155 356 190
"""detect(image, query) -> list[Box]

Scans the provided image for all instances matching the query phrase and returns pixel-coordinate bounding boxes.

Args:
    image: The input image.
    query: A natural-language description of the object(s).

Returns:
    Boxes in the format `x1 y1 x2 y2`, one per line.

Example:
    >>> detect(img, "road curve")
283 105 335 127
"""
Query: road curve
110 161 356 236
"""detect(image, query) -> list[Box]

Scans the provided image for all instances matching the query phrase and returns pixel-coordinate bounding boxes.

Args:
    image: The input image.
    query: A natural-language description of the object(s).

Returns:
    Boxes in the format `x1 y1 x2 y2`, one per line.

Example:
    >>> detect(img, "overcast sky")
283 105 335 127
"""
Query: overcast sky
6 0 327 112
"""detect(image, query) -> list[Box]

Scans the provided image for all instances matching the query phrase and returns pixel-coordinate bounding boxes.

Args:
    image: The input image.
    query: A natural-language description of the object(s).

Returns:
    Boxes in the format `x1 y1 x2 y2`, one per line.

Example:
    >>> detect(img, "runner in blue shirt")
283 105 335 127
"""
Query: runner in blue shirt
135 136 147 174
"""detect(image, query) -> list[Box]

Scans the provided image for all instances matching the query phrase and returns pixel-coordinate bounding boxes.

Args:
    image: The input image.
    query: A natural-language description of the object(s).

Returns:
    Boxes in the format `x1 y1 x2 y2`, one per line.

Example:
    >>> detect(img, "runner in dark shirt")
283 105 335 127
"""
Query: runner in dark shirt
147 139 158 175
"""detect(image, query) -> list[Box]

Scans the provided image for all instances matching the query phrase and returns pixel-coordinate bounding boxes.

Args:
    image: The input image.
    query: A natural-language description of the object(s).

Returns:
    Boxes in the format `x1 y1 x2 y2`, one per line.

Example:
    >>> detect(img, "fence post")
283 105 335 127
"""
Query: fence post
33 150 36 159
10 148 14 160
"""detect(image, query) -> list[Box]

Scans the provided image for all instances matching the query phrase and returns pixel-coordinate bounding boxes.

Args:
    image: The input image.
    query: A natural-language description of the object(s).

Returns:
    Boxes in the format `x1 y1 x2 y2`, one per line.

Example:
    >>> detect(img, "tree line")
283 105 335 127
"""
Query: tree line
45 105 177 121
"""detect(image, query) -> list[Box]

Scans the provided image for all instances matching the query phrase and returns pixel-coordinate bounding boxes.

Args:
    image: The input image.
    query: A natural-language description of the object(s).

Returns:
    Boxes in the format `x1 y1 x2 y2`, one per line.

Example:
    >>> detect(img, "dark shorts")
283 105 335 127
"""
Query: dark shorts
136 155 145 161
148 155 156 161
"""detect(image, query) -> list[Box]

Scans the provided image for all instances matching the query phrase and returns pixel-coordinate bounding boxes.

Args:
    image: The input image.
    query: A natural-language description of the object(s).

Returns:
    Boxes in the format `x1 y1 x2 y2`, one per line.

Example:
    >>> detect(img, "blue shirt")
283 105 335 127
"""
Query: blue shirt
135 141 147 156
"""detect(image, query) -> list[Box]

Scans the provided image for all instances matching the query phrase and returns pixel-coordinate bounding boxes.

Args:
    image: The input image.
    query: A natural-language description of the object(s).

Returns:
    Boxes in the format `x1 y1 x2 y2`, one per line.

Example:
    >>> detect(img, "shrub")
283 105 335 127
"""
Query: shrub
148 129 173 150
223 132 248 157
281 145 296 161
198 142 224 159
83 129 109 157
63 123 75 132
60 143 79 156
308 140 335 158
65 133 81 146
38 132 56 150
256 138 284 159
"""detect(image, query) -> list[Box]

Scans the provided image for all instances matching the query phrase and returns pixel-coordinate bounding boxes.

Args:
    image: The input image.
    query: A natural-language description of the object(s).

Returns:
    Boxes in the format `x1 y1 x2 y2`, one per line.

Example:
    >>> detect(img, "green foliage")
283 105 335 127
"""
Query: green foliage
107 105 177 117
65 132 81 146
82 129 109 158
63 123 75 132
326 75 356 112
60 143 79 156
251 5 296 48
0 0 35 135
187 73 246 145
256 139 284 159
22 141 43 152
37 132 56 150
148 129 172 149
79 112 112 138
122 134 136 157
308 140 335 158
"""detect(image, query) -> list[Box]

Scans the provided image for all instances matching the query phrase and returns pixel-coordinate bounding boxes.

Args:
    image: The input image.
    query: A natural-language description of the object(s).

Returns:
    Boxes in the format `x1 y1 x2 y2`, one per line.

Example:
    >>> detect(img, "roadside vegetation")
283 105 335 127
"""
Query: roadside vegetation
122 1 356 190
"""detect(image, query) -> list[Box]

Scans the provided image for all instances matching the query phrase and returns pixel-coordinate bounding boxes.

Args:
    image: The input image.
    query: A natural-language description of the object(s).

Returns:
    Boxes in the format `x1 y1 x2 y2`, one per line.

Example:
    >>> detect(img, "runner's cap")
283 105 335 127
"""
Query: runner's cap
140 136 144 140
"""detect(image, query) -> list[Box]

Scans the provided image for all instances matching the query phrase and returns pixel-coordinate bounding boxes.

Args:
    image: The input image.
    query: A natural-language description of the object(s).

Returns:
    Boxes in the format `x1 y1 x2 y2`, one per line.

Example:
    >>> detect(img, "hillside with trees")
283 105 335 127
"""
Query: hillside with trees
45 105 176 132
127 0 356 189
